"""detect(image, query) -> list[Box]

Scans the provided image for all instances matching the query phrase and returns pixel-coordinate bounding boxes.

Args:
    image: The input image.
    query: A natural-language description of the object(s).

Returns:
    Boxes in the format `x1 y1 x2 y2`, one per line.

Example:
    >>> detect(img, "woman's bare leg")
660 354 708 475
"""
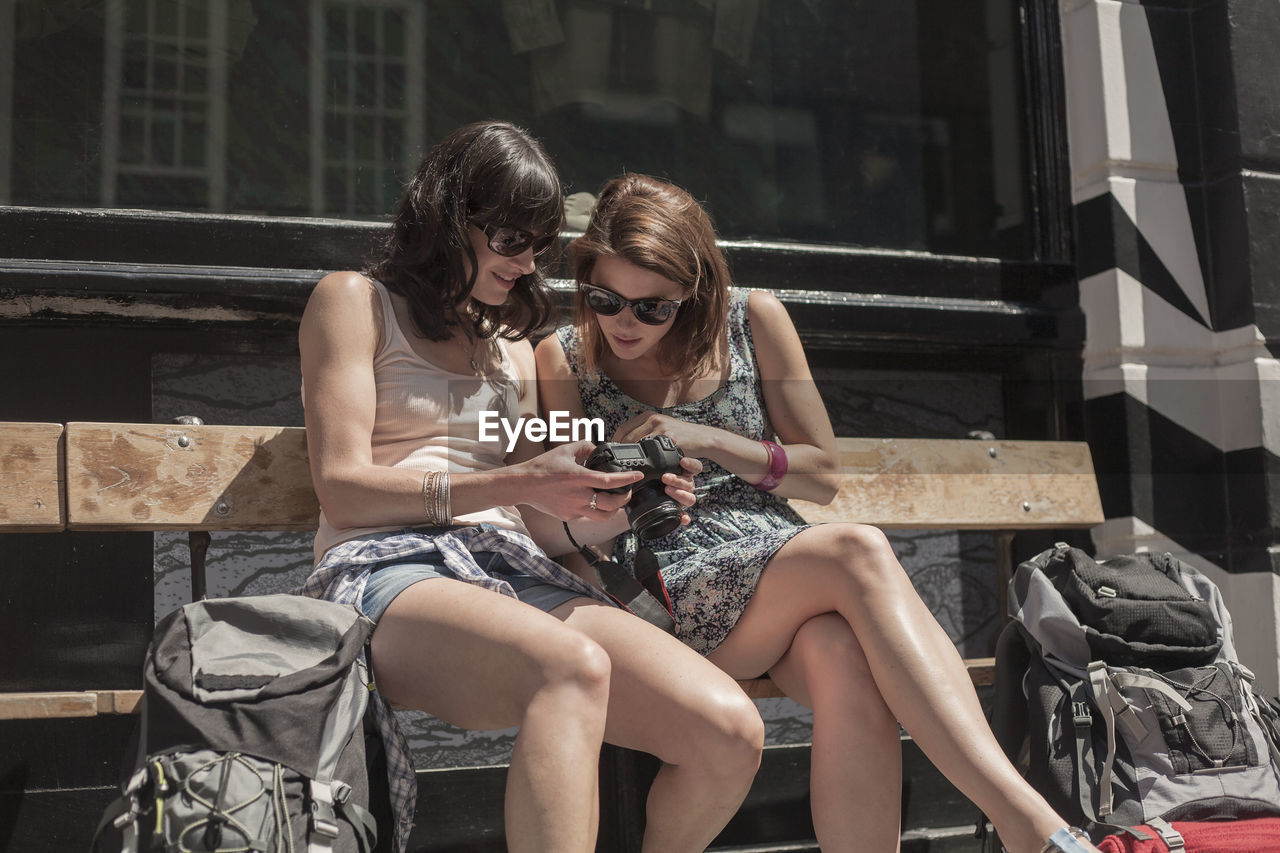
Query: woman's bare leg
709 523 1099 853
372 579 611 853
553 598 764 853
766 613 902 851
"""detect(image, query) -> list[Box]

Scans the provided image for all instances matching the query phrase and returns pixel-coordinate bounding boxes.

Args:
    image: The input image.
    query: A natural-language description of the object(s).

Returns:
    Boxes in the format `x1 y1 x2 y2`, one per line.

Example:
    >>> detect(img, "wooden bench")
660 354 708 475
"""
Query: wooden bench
0 420 1104 719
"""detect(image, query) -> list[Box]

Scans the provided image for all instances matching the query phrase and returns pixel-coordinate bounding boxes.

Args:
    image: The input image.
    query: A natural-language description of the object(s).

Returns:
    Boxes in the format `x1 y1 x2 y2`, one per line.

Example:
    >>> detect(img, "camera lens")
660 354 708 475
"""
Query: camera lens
625 484 683 541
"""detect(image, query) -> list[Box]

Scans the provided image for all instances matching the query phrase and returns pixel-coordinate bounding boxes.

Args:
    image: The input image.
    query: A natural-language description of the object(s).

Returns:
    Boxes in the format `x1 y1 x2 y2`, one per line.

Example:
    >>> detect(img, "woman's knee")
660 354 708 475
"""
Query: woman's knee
791 613 872 679
829 522 893 559
785 614 891 716
685 687 765 776
816 523 903 589
534 630 612 702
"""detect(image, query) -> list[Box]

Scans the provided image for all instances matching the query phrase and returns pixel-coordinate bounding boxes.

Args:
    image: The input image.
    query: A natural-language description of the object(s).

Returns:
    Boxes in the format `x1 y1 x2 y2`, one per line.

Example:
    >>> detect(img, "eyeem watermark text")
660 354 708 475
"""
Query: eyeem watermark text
479 411 605 452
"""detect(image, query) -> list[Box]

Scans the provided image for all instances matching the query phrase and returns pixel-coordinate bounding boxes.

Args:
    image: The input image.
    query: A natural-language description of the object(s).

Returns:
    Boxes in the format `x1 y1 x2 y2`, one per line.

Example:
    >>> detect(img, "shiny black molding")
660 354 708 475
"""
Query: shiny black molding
1 214 1081 359
1022 0 1075 265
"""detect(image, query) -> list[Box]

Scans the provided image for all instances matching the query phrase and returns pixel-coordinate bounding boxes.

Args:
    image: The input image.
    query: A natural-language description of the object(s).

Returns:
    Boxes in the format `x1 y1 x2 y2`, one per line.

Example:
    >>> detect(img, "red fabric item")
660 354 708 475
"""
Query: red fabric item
1096 819 1280 853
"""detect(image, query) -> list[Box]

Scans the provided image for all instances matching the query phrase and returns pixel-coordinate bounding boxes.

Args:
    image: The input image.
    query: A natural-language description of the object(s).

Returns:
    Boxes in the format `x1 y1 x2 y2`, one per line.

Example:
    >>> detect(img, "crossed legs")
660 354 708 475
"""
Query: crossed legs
766 612 903 851
709 523 1100 853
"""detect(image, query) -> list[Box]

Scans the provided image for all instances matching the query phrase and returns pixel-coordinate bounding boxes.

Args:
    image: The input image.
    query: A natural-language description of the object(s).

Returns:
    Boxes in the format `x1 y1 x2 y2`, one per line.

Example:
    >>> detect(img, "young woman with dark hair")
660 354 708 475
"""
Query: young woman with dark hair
298 126 762 853
536 172 1102 853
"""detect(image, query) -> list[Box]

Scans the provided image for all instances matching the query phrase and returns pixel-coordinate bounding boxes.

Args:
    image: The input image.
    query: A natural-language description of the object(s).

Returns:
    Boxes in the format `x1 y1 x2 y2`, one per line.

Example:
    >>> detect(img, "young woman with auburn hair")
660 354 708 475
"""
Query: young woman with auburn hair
536 172 1101 853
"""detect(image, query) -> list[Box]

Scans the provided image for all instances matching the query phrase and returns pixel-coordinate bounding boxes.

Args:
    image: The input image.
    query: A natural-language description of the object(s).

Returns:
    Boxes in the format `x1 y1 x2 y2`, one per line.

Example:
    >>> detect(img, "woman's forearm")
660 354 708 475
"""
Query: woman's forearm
698 428 840 504
314 462 547 530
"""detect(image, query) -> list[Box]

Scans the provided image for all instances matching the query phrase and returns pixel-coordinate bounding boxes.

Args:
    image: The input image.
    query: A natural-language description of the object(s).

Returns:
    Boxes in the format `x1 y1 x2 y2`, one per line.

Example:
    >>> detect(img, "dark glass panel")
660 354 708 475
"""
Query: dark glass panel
184 61 207 95
324 165 347 212
354 117 375 161
181 118 205 168
123 57 147 89
153 57 177 91
326 58 349 106
384 61 405 111
324 113 347 159
354 7 377 54
353 165 378 212
7 0 1034 258
384 9 405 56
185 3 208 39
151 115 176 166
155 0 178 35
120 114 146 164
325 5 347 52
382 122 403 164
354 58 377 105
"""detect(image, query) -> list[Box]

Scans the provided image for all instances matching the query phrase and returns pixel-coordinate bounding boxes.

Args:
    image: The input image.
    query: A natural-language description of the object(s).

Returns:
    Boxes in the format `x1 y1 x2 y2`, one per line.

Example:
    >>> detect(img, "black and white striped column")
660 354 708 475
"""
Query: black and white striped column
1060 0 1280 692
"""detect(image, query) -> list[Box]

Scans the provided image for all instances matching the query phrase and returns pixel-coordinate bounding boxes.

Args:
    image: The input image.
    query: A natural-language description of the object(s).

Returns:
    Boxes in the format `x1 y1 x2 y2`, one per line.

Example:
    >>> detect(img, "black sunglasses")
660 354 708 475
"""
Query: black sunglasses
470 220 555 257
580 283 683 325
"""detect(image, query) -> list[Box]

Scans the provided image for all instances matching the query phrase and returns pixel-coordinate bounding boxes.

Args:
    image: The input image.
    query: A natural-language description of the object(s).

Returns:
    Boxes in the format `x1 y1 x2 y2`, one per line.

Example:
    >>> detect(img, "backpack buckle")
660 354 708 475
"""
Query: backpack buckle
1072 701 1092 727
311 804 341 838
310 780 341 839
111 767 150 830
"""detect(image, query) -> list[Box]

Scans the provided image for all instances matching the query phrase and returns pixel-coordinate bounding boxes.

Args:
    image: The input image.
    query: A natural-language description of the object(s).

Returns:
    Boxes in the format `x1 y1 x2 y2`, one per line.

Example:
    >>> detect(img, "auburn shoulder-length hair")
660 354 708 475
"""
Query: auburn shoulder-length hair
366 120 562 342
568 174 730 381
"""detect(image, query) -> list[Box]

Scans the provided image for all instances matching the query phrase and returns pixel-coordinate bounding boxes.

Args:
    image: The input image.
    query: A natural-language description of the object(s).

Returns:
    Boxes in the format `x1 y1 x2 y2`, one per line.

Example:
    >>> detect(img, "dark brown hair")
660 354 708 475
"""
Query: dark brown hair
567 174 730 379
367 120 562 341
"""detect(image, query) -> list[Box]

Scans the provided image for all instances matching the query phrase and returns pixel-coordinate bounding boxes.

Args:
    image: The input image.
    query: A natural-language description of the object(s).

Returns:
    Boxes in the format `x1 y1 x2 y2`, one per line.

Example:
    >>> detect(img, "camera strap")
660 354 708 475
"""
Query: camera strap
562 522 675 635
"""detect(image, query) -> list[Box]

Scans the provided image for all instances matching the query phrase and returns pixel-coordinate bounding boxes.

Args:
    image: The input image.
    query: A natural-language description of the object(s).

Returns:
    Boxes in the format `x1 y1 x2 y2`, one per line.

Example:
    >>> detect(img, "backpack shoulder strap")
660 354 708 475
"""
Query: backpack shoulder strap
990 620 1032 760
91 767 149 853
308 658 376 853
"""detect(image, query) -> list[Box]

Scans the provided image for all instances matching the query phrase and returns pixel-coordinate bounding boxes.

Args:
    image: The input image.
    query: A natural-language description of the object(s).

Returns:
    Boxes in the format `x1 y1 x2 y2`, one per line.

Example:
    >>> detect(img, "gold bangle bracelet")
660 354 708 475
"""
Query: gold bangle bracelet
435 470 450 525
421 470 451 526
424 470 439 525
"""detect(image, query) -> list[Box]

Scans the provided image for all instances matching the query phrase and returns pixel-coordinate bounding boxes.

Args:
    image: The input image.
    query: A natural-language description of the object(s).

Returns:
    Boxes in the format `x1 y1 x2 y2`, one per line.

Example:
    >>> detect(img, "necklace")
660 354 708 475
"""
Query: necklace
456 329 493 375
456 331 478 374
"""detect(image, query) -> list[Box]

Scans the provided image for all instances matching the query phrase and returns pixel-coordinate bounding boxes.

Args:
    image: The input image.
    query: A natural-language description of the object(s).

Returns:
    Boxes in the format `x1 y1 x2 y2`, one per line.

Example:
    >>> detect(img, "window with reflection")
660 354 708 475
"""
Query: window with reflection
5 0 1033 257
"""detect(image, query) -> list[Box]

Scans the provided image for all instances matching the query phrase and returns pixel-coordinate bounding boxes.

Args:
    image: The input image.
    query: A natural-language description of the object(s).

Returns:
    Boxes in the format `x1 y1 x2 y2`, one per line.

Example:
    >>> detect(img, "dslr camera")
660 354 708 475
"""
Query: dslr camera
584 435 686 541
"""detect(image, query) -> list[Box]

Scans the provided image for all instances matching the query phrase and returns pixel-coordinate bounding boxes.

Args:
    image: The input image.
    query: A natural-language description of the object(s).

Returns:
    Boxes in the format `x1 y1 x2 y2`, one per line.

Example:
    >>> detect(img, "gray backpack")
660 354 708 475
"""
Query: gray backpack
989 544 1280 842
95 595 382 853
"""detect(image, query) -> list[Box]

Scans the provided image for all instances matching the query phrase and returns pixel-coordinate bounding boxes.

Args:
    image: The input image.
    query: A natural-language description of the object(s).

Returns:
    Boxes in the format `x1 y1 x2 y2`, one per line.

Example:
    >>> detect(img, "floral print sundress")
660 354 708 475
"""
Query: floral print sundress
557 288 814 654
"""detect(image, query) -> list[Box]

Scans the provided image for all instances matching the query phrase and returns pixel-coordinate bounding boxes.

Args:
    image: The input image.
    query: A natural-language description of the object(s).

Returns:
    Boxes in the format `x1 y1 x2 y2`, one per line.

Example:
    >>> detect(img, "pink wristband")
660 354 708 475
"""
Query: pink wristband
753 440 787 491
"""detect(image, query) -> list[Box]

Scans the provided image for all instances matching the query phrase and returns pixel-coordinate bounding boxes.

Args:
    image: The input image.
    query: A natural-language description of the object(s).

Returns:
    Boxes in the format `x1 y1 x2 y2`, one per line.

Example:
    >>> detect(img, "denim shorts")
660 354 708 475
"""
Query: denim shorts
359 548 583 622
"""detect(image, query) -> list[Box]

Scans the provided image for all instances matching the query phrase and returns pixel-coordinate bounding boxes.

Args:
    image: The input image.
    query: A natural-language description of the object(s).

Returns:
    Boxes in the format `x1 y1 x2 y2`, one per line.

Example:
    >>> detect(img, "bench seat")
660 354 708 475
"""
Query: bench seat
0 421 1103 716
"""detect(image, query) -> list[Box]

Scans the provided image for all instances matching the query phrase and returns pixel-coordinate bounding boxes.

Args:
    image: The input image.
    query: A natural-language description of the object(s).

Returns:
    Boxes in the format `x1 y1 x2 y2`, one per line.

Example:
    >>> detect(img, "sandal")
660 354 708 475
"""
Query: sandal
1040 827 1094 853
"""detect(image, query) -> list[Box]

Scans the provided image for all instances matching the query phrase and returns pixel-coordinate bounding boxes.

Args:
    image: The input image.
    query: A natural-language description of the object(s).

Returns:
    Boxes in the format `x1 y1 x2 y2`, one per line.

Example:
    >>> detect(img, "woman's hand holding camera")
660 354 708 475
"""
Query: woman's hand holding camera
612 413 705 504
515 435 702 528
613 412 719 461
516 441 640 521
663 457 701 511
583 431 702 535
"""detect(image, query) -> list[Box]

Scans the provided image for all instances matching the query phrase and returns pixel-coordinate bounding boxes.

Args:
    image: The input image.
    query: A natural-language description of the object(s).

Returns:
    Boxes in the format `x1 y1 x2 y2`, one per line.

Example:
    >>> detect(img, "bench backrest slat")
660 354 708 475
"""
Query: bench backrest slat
58 426 1103 533
65 422 319 531
0 422 66 531
790 437 1104 529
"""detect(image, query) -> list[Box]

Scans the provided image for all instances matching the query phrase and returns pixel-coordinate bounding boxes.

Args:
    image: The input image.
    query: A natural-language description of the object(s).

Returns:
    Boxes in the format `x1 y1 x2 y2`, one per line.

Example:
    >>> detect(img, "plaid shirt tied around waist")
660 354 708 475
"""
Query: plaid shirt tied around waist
297 523 614 853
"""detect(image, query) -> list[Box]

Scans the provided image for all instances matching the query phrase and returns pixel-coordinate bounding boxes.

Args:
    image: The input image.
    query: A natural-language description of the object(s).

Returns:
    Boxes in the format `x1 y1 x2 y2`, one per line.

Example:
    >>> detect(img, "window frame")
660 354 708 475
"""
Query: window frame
0 0 1077 404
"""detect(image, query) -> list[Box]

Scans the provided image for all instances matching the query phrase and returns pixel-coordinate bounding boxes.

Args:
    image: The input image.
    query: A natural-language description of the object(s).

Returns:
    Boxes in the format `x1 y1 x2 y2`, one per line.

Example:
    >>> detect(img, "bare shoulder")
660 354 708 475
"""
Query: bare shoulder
299 271 382 354
744 288 809 380
745 288 801 346
505 337 536 382
308 270 379 312
534 329 584 414
533 330 571 378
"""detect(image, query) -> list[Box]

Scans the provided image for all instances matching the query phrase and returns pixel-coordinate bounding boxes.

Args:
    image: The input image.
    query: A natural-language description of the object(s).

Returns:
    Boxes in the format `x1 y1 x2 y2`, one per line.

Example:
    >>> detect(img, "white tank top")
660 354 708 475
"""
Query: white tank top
312 278 529 562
